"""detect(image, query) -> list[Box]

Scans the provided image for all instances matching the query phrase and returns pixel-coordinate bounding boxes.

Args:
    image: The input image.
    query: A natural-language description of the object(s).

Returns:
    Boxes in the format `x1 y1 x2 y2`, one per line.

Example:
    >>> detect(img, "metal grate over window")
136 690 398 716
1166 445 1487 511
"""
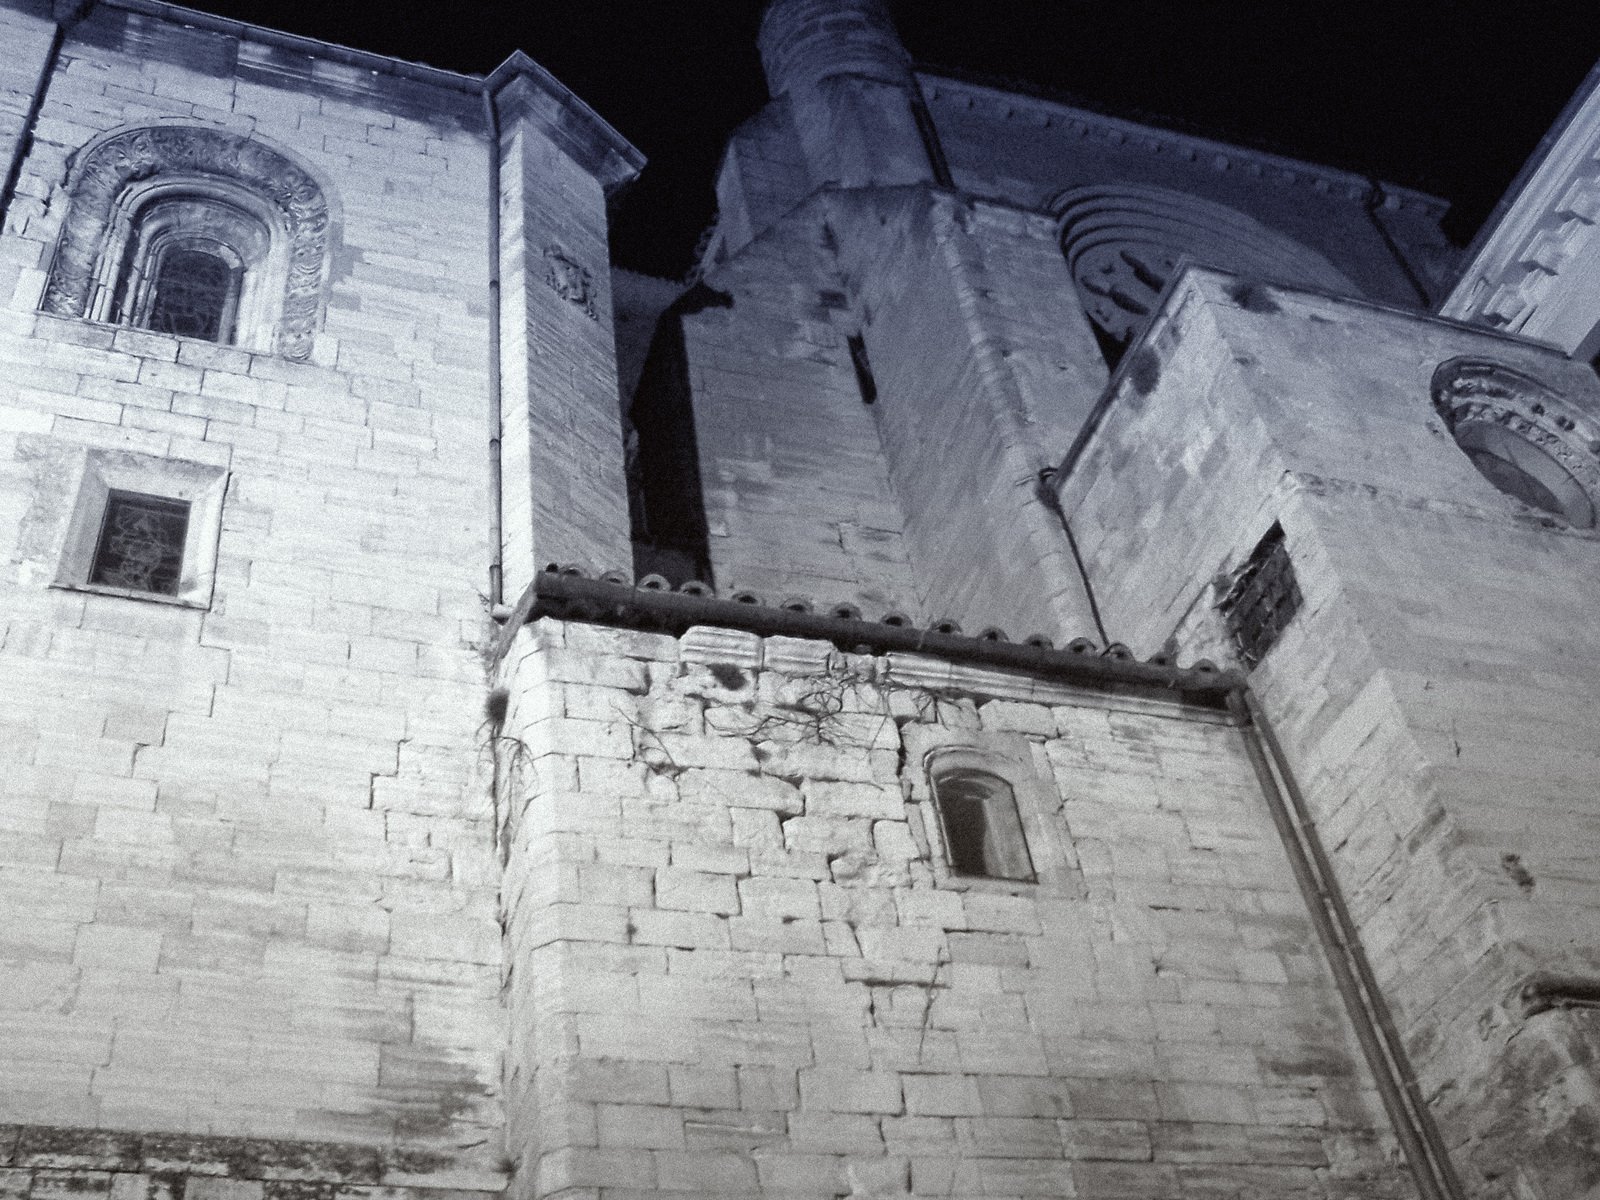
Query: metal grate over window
90 491 190 596
1220 523 1301 667
144 247 238 342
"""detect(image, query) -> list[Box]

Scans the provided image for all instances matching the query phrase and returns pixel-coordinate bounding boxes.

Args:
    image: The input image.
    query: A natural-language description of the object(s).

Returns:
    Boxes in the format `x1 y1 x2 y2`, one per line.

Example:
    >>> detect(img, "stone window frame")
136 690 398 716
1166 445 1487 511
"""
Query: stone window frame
41 124 332 361
902 725 1079 896
929 760 1036 882
53 449 229 610
102 180 278 346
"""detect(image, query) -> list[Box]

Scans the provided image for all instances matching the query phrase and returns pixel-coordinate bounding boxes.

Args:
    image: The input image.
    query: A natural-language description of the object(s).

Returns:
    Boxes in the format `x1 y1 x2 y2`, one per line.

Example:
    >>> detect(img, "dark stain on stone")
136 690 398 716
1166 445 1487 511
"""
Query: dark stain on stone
1501 852 1536 893
706 663 748 690
1226 279 1281 314
483 687 510 727
1127 347 1161 397
28 1171 114 1198
1405 803 1448 854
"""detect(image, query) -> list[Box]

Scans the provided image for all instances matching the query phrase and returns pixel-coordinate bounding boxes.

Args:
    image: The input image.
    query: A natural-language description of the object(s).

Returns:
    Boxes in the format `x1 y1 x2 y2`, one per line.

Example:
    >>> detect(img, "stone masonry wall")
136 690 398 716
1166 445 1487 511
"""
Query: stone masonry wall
826 188 1103 640
1058 270 1600 1197
0 8 503 1186
492 615 1413 1199
681 201 920 615
0 2 55 227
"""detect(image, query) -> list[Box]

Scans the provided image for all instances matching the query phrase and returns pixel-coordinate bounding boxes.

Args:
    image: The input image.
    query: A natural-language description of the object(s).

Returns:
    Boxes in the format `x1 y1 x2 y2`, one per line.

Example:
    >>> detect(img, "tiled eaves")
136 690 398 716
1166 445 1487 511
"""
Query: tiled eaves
491 568 1244 710
916 69 1450 219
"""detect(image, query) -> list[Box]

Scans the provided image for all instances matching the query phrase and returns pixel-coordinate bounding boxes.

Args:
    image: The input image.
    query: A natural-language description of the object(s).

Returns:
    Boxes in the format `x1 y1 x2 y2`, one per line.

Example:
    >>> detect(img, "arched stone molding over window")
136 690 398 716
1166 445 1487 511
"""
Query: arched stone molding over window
42 125 332 360
1052 184 1356 348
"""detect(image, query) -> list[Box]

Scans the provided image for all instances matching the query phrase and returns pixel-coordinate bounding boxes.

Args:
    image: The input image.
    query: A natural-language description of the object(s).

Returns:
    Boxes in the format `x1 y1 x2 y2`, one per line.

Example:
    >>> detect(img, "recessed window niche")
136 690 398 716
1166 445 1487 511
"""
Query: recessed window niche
55 449 228 609
42 125 331 360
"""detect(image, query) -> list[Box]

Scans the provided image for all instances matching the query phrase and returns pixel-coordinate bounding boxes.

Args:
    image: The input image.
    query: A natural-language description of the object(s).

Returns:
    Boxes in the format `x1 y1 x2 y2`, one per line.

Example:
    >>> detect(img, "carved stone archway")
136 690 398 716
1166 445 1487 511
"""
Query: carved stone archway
43 126 331 361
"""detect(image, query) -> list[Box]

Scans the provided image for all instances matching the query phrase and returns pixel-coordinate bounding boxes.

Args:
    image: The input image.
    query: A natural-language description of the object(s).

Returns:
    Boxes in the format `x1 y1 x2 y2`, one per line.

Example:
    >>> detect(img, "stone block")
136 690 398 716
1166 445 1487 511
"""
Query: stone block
902 1073 984 1117
596 1104 685 1150
655 867 741 915
798 1067 904 1115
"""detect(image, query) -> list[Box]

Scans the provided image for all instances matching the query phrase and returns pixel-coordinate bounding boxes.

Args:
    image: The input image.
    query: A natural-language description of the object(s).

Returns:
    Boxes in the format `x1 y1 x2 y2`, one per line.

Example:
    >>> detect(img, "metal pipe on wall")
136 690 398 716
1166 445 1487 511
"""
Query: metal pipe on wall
0 2 92 237
1231 689 1466 1200
481 83 505 610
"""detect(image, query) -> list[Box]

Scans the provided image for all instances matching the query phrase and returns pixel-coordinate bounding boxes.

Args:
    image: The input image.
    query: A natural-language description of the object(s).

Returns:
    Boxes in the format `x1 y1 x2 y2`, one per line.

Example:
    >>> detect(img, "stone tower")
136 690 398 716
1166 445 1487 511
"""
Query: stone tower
1 0 1598 1197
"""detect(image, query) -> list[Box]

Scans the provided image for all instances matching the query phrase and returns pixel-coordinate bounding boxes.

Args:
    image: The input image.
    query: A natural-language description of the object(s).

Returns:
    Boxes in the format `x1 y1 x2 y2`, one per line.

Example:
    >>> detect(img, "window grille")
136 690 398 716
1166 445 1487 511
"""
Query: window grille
1220 523 1301 667
931 767 1035 881
89 491 191 596
144 247 239 343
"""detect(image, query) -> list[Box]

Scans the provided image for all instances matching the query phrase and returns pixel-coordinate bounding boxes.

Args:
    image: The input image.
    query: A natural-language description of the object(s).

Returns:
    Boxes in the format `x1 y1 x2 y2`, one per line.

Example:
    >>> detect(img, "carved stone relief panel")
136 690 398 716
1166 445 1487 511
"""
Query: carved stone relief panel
543 245 597 320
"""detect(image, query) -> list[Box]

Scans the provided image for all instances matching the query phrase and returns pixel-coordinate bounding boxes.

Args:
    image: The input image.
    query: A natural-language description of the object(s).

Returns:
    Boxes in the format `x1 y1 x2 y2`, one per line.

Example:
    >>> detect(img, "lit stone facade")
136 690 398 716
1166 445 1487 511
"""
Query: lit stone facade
1 1 1597 1198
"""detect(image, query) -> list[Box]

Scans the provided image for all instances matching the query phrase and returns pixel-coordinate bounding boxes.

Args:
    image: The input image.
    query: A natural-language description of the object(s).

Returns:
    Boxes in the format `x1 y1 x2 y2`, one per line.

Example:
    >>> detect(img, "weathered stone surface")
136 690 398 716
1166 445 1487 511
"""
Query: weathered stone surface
495 621 1406 1194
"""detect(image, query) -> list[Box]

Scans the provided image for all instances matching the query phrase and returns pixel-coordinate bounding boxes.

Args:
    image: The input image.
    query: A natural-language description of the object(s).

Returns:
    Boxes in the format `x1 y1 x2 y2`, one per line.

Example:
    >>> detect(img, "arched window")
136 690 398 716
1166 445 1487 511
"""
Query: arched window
42 126 330 360
106 190 273 346
930 766 1035 881
142 246 239 342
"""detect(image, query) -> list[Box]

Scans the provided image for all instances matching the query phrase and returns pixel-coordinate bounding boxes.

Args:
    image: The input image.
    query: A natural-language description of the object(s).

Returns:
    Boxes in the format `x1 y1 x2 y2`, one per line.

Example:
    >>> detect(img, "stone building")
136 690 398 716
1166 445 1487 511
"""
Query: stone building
0 0 1597 1197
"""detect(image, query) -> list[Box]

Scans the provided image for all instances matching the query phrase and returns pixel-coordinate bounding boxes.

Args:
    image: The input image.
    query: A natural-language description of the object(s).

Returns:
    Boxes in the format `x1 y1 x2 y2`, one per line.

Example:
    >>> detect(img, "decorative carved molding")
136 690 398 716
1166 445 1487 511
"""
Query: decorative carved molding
1431 357 1600 529
1055 185 1356 343
920 72 1449 217
1440 64 1600 352
43 126 330 360
543 245 597 319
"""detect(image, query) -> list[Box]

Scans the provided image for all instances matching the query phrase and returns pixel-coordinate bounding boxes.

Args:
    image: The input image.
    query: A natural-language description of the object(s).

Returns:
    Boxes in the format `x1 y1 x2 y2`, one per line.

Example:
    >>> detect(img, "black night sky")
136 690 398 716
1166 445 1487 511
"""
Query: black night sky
187 0 1600 279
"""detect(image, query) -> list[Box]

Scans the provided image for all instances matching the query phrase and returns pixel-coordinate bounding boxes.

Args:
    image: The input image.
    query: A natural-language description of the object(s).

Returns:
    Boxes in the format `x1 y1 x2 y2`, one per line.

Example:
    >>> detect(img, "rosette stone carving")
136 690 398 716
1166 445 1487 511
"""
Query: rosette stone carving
1431 357 1600 529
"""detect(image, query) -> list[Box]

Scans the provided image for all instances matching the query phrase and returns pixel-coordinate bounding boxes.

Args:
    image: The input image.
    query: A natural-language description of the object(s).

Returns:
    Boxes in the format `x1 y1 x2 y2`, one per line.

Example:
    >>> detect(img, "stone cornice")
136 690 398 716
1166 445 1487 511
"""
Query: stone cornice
1439 59 1600 339
916 70 1449 217
101 0 484 92
92 0 647 198
486 50 645 196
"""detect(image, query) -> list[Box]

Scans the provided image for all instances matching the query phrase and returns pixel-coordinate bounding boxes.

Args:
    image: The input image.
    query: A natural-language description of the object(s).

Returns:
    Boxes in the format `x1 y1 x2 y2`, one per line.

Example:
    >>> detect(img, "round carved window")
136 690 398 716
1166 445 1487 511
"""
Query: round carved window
1431 358 1600 529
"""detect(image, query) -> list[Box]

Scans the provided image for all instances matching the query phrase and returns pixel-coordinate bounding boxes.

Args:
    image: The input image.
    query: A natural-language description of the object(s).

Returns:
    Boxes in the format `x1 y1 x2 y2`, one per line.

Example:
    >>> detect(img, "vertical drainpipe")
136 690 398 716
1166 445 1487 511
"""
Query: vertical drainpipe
0 2 91 235
1365 178 1433 308
1230 689 1466 1200
1043 471 1462 1196
481 82 505 611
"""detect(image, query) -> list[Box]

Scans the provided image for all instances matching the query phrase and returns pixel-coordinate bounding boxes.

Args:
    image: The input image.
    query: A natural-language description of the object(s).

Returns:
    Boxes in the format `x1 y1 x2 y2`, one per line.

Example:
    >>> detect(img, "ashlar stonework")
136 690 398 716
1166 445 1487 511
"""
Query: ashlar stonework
1 0 1598 1197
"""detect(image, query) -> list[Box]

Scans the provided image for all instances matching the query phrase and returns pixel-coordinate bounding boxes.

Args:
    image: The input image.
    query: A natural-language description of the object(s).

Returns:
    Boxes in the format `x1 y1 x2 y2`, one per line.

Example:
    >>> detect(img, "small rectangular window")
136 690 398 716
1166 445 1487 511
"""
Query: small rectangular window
932 768 1035 881
90 491 191 596
1220 523 1301 667
52 449 225 609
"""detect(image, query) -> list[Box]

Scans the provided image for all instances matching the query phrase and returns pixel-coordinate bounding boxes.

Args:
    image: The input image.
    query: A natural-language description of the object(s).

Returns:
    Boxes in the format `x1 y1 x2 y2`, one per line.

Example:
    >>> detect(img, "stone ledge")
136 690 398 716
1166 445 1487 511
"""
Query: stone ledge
0 1127 503 1194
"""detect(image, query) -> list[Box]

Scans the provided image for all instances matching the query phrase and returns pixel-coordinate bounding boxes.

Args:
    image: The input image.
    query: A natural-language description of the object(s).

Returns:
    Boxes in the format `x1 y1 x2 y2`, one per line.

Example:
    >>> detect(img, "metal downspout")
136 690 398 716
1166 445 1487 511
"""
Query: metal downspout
481 84 504 610
0 3 90 236
1230 688 1466 1200
1365 179 1434 308
1043 470 1462 1196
